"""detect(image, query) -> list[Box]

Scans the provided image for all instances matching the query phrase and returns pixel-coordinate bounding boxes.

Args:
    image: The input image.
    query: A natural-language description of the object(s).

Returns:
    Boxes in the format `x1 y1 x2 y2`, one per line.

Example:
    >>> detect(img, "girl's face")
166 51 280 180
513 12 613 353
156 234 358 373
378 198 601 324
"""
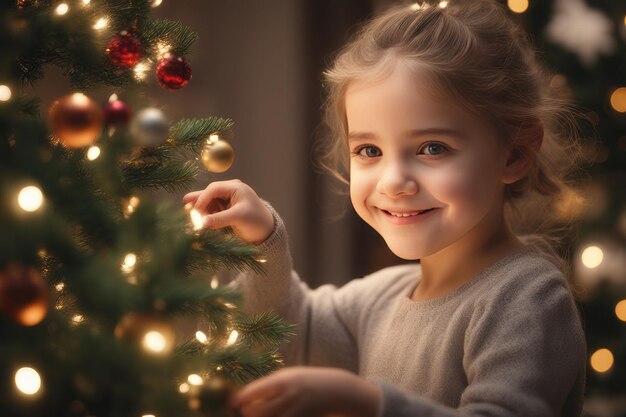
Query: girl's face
346 64 511 260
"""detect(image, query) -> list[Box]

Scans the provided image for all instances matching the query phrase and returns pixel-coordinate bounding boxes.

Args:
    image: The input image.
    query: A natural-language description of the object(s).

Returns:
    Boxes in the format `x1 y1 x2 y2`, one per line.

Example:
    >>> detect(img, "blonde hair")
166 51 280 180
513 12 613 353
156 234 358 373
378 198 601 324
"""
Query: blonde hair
316 0 595 289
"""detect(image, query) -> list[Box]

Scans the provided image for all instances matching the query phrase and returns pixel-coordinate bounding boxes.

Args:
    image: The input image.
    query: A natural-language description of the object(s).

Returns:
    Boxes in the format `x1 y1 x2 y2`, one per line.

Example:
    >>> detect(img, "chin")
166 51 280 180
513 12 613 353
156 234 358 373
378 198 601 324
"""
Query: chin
385 240 427 260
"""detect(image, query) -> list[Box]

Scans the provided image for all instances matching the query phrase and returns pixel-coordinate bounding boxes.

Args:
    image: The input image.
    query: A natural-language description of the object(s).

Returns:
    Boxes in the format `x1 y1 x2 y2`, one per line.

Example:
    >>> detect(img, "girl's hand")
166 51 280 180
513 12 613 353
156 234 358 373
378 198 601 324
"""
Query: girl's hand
228 366 382 417
182 179 274 245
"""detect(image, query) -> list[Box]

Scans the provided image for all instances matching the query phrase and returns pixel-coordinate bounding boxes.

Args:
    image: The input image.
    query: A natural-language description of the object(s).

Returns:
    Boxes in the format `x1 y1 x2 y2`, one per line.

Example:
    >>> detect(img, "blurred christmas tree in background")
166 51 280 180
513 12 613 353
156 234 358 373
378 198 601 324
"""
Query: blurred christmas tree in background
0 1 293 417
505 0 626 415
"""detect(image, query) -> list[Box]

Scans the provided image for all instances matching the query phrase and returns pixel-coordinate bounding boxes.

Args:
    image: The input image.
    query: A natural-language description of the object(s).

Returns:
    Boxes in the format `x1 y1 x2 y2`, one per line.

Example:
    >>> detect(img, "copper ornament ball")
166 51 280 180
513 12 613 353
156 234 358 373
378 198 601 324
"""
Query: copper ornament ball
201 139 235 173
48 93 103 148
0 264 49 326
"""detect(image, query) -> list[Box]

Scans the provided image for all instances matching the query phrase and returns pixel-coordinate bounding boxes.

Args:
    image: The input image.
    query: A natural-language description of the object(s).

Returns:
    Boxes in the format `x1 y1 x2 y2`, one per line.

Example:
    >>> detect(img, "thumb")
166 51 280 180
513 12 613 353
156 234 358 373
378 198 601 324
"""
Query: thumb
202 210 235 229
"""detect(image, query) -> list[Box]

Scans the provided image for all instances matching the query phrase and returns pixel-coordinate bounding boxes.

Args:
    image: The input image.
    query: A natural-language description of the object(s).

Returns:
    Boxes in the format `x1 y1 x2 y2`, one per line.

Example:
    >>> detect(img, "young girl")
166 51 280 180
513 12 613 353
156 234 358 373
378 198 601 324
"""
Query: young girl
183 1 587 416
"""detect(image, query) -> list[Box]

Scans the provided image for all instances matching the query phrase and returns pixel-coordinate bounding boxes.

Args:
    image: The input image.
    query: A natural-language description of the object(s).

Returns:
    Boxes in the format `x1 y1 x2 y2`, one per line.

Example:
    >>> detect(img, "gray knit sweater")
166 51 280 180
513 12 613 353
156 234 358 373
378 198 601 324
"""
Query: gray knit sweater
230 203 587 417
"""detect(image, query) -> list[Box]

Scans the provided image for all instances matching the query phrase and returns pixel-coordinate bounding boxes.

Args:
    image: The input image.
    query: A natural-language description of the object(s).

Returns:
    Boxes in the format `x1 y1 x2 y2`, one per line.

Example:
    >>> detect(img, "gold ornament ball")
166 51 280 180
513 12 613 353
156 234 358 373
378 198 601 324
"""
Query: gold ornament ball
0 264 49 326
114 312 175 354
48 93 103 148
201 139 234 173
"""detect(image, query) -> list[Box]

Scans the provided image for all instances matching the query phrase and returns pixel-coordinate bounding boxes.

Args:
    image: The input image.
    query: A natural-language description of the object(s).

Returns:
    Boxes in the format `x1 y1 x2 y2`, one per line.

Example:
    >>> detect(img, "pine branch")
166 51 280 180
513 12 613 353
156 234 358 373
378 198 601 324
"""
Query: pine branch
141 18 198 57
170 118 235 153
121 159 198 193
235 311 297 350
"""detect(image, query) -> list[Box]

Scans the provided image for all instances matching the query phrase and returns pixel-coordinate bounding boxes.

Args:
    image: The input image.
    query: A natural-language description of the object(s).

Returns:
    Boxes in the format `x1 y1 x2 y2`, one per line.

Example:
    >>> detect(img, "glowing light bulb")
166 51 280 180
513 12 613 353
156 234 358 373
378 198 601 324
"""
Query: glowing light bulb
590 348 614 373
87 146 100 160
188 374 203 385
143 331 167 353
72 314 84 324
610 87 626 113
581 246 603 269
151 0 163 7
94 17 108 30
156 41 171 58
438 1 448 8
615 300 626 322
82 0 90 4
142 415 156 417
190 208 203 231
410 3 421 11
18 186 44 212
55 282 65 291
208 133 220 144
507 0 528 13
121 253 137 273
195 331 208 344
0 85 11 101
133 60 151 81
179 382 190 393
227 330 238 345
15 367 41 395
55 3 69 15
210 276 219 289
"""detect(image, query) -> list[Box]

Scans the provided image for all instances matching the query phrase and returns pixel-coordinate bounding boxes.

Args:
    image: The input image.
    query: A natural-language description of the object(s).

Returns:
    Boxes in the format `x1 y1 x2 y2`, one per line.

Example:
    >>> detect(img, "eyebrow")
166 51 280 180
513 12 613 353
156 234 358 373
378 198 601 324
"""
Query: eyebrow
347 128 466 141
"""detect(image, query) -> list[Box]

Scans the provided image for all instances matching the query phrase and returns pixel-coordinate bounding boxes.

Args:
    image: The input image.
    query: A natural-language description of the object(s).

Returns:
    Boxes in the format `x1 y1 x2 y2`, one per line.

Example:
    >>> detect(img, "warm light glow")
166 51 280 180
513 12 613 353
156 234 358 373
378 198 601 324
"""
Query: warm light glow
72 314 84 324
94 17 108 30
187 374 203 386
610 87 626 113
151 0 163 7
227 330 239 345
156 41 171 58
590 348 614 373
438 1 448 8
224 302 236 309
195 331 208 344
0 85 11 101
55 3 69 15
190 208 204 231
143 331 167 353
581 246 603 269
507 0 528 13
179 382 190 393
210 276 219 289
121 253 137 273
108 93 118 103
15 367 41 395
55 282 65 291
133 60 151 81
410 3 421 11
208 133 220 144
255 256 267 263
142 415 155 417
87 146 101 160
18 186 44 212
82 0 90 4
125 196 140 216
616 300 626 322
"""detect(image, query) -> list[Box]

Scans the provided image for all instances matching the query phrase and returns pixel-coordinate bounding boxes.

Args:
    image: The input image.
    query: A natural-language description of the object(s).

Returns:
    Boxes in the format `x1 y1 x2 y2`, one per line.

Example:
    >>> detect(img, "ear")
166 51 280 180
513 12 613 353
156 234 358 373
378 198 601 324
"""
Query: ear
501 120 544 185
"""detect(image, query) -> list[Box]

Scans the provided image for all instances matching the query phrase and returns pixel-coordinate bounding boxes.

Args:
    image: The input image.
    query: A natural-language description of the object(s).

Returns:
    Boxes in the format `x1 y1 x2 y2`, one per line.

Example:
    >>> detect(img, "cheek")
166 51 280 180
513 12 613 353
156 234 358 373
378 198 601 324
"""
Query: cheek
349 166 374 216
428 157 499 210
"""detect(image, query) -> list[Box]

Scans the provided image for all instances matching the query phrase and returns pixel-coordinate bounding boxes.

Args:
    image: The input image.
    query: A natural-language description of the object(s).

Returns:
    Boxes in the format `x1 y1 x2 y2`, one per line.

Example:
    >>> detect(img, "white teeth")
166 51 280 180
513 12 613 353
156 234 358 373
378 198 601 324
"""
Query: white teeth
388 210 421 217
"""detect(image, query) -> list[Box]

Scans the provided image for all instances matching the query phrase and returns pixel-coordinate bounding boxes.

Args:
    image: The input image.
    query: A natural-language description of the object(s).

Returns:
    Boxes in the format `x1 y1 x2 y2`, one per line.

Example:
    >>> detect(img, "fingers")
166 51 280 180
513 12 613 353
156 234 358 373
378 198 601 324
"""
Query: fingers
231 375 284 410
193 181 240 212
182 190 202 204
202 207 239 229
238 391 292 417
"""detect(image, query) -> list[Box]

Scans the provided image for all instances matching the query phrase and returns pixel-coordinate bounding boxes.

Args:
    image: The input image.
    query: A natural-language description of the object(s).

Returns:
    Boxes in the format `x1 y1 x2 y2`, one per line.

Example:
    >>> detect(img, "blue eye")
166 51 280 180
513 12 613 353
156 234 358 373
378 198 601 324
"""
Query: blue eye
355 146 382 158
421 143 448 156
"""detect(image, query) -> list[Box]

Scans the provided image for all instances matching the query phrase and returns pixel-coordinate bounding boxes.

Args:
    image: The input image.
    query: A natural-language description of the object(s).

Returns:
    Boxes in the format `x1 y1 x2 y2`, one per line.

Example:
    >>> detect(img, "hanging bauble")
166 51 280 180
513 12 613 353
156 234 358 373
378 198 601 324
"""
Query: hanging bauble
201 139 234 173
0 264 49 326
48 93 103 148
156 54 192 90
103 98 131 126
105 31 142 68
130 108 169 147
114 312 175 354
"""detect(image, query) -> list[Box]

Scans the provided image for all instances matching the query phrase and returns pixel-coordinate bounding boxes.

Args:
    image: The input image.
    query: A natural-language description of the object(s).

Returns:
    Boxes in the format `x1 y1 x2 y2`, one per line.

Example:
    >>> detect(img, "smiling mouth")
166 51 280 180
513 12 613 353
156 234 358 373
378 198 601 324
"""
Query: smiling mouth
382 208 435 217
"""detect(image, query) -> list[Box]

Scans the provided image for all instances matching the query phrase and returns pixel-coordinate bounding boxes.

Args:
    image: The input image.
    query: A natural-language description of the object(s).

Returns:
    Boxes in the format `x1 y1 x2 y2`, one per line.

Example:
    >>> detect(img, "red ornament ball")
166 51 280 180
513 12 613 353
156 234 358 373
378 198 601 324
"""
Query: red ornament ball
103 98 132 126
0 264 49 326
106 31 141 68
48 93 103 147
156 54 192 90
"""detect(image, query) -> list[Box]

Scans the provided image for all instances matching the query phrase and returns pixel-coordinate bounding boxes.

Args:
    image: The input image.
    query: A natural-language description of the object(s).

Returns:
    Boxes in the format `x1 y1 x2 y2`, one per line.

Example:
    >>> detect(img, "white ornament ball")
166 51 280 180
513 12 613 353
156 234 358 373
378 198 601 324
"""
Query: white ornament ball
130 108 169 147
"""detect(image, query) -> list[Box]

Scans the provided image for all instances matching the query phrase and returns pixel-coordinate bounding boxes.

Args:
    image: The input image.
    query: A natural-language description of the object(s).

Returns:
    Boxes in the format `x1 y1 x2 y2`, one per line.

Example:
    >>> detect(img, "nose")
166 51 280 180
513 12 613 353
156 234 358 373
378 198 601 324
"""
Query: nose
376 160 418 198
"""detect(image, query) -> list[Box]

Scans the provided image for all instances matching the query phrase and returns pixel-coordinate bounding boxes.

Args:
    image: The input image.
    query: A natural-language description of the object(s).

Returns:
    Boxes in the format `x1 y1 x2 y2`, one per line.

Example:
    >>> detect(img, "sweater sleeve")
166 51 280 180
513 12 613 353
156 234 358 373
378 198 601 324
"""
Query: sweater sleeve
371 268 586 417
227 201 365 372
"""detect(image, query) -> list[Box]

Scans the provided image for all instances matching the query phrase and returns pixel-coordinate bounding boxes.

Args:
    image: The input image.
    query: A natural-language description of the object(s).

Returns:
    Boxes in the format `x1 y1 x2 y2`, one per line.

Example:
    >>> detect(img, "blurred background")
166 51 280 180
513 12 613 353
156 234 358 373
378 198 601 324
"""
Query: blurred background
32 0 625 415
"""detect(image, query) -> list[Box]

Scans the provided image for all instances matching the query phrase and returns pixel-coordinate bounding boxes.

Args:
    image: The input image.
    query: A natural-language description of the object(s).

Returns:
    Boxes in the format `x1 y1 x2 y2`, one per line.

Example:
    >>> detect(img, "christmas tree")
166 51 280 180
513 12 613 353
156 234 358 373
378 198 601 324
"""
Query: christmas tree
0 1 294 416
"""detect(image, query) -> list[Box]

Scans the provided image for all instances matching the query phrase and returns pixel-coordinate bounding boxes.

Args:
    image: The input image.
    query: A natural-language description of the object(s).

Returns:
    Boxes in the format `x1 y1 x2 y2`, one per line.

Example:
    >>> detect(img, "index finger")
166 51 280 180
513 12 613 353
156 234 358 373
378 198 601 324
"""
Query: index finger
193 182 237 212
182 191 202 205
231 375 285 408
